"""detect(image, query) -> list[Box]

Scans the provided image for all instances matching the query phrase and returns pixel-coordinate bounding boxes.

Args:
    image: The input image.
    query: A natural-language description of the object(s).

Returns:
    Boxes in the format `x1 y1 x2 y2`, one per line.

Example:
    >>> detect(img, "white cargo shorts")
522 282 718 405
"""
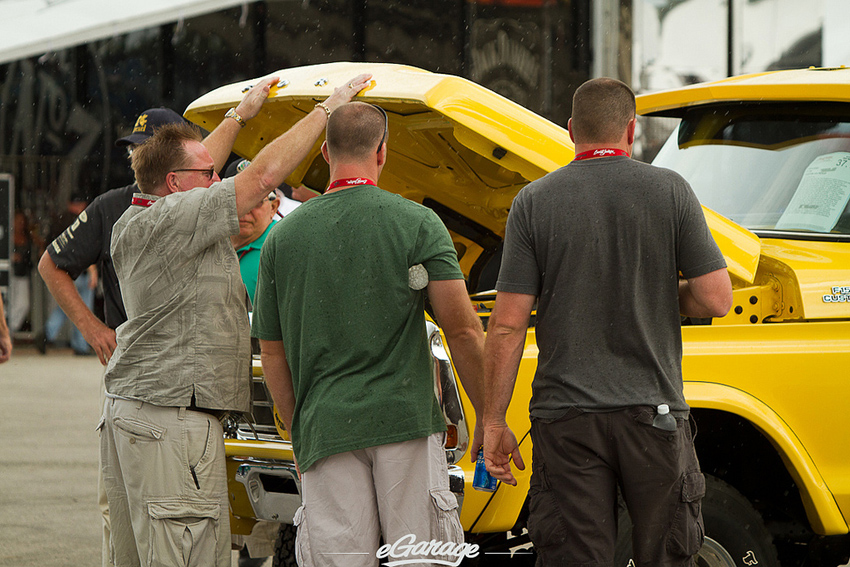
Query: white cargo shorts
295 432 464 567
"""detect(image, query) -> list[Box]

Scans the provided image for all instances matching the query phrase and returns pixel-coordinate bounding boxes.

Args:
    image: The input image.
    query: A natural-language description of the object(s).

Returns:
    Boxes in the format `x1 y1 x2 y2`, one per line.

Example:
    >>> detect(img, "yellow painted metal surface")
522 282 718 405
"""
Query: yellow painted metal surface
455 320 850 534
759 239 850 320
637 67 850 116
227 457 258 535
225 438 294 461
682 322 850 534
702 207 761 285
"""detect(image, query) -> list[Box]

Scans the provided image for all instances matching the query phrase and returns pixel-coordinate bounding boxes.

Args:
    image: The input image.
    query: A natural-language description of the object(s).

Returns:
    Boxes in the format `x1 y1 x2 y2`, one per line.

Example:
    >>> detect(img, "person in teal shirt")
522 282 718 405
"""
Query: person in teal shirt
232 195 278 306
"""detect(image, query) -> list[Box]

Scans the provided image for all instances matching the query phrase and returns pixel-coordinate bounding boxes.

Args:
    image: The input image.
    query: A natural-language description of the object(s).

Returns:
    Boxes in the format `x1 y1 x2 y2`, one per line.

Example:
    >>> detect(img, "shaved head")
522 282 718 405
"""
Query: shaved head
570 78 636 144
325 102 387 161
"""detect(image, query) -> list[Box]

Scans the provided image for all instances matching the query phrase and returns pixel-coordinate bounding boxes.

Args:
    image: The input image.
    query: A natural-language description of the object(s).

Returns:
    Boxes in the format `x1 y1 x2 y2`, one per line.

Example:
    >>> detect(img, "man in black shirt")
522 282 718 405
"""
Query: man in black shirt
38 108 186 363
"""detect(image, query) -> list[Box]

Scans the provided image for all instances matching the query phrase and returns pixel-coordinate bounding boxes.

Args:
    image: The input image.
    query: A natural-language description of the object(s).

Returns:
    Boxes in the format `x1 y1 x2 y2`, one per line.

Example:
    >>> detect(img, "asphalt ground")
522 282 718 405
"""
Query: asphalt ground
0 347 270 567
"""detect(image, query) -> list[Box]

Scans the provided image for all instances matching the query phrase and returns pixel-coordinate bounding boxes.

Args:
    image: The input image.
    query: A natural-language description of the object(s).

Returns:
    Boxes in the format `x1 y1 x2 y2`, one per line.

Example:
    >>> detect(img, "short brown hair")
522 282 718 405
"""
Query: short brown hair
570 78 635 144
131 123 203 193
325 102 386 161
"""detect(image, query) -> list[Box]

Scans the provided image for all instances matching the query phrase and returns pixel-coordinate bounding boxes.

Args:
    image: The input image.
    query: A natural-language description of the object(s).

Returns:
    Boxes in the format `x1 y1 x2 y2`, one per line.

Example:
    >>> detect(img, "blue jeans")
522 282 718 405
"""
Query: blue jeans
45 272 93 354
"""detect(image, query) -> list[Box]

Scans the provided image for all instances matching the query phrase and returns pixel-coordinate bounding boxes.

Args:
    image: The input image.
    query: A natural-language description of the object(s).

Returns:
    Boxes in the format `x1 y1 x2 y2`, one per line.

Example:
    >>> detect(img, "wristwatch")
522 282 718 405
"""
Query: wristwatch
225 108 246 127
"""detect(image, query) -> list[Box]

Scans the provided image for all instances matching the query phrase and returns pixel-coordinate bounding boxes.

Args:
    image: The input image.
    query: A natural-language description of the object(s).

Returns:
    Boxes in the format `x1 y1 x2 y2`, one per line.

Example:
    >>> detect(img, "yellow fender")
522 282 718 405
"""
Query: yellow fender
685 381 848 535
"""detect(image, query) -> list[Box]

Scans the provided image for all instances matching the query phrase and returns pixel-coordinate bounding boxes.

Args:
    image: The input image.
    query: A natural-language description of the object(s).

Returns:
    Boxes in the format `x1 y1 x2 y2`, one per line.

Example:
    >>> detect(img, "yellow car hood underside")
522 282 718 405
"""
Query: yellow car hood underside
186 62 759 284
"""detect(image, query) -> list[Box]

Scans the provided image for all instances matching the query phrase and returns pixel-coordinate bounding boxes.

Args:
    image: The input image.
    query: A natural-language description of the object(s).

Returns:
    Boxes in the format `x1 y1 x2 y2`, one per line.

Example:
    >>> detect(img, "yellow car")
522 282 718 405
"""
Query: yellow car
185 64 850 567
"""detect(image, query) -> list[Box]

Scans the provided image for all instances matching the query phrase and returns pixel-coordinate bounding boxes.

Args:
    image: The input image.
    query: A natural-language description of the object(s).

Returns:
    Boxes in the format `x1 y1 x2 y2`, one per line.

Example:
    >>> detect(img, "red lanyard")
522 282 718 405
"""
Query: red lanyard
327 177 375 191
131 195 157 207
572 148 629 161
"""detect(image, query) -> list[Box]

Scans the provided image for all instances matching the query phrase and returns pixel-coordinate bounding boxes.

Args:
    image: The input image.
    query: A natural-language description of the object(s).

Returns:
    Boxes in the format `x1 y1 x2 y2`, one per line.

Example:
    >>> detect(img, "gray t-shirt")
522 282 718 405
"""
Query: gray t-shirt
497 156 726 419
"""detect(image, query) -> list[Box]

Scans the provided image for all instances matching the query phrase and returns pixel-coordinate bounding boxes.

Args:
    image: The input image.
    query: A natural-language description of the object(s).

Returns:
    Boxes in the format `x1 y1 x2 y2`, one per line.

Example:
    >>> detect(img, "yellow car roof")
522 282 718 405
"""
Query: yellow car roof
637 66 850 116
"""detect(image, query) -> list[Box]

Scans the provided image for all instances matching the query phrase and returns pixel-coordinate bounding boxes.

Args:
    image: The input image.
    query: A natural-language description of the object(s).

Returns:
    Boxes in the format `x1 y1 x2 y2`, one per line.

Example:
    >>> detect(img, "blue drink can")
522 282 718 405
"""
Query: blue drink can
473 449 499 492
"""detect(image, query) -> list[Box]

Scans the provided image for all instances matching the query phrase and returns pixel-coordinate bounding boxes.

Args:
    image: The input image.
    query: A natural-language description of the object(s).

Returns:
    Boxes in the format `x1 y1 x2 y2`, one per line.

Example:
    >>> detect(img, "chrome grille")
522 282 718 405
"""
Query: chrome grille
238 359 279 438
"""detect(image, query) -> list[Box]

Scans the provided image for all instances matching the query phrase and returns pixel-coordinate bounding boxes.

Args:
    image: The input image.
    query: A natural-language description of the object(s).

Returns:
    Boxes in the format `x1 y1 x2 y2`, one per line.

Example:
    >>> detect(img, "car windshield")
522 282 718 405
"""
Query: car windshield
651 103 850 237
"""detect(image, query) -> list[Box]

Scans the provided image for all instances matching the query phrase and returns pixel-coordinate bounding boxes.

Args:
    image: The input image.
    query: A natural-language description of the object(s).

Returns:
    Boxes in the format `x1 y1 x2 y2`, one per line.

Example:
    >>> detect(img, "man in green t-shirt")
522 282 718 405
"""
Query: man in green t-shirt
252 102 485 567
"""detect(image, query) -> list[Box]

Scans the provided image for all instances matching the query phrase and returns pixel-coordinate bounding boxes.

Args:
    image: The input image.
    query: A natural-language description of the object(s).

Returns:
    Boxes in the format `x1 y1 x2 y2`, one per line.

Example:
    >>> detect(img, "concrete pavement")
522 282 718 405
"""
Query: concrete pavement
0 347 269 567
0 348 103 566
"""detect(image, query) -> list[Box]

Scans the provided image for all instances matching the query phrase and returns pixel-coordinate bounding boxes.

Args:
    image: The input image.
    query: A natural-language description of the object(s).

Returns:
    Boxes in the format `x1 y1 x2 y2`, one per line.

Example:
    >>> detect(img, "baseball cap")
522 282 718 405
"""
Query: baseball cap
224 158 293 199
115 107 186 147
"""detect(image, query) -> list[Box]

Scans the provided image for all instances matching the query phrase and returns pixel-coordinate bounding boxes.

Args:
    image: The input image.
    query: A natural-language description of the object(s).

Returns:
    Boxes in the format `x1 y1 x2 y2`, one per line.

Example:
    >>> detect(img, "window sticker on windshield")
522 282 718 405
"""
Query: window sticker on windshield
776 152 850 233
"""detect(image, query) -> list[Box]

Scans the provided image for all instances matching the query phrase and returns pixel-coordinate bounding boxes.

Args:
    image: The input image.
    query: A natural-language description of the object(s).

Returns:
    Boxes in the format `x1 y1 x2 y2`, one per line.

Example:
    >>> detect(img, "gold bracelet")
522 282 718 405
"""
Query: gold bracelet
315 102 331 118
225 108 246 127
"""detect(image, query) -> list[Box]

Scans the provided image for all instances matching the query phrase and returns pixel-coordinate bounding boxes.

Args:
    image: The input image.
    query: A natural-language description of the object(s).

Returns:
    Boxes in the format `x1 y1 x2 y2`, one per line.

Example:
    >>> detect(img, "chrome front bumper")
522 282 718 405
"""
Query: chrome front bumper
235 460 466 524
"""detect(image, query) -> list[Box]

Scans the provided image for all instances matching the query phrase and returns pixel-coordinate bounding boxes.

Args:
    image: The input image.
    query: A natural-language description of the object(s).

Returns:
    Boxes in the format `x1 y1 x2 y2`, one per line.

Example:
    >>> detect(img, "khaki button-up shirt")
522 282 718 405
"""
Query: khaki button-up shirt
105 178 251 412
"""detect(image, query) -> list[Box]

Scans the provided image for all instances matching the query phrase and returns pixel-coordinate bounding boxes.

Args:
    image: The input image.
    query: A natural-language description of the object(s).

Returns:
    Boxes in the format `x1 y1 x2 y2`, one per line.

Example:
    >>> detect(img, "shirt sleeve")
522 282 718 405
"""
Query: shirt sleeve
413 209 464 281
495 187 540 295
251 236 283 341
47 200 105 279
676 178 728 279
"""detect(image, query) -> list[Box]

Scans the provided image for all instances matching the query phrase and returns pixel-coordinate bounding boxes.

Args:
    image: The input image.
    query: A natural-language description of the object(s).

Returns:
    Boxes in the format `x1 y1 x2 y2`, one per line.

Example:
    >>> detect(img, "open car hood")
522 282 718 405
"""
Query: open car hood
186 62 757 288
185 62 573 288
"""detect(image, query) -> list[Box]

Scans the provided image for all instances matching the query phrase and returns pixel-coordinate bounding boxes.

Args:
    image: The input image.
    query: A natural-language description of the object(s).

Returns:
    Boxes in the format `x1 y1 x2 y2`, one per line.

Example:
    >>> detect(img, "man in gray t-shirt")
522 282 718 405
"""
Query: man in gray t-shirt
482 78 732 566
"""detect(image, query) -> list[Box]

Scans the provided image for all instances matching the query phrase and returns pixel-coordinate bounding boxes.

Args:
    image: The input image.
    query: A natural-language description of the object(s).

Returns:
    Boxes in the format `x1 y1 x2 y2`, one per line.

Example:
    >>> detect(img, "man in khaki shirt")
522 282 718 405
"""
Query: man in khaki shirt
101 73 372 567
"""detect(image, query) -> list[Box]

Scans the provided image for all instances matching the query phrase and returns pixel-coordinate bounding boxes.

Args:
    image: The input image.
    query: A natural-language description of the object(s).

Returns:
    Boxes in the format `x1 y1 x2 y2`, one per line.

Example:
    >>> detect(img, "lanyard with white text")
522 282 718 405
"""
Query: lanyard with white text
131 195 157 207
327 177 376 191
572 148 629 161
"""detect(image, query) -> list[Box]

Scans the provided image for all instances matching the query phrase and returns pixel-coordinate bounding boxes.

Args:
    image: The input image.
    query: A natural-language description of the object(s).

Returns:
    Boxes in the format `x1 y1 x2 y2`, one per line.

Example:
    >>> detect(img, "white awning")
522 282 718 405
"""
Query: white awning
0 0 256 66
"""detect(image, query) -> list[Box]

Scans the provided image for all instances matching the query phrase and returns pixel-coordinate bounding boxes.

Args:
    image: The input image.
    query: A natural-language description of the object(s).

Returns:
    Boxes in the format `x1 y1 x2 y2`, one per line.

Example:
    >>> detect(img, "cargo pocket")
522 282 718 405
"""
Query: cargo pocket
666 470 706 558
113 416 165 442
430 489 463 545
293 505 314 567
147 500 219 567
526 460 568 551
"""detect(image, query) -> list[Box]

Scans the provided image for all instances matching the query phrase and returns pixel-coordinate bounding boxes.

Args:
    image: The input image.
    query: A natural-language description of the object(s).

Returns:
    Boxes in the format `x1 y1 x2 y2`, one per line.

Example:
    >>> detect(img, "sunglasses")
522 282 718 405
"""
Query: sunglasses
372 104 388 154
173 167 215 181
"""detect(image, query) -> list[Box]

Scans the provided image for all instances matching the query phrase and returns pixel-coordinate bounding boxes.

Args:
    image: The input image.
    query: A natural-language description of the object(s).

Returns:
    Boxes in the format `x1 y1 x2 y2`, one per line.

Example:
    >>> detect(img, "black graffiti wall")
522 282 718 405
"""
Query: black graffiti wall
0 0 589 231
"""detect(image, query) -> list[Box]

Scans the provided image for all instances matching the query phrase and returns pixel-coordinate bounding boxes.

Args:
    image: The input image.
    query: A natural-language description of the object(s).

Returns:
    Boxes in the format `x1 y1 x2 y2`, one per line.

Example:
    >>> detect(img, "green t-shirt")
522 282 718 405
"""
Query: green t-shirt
251 185 464 471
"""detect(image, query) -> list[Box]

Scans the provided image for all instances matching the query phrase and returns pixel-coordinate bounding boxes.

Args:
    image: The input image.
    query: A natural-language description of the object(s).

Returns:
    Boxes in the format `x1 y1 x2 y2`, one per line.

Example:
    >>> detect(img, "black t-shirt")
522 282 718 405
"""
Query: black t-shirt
47 185 135 329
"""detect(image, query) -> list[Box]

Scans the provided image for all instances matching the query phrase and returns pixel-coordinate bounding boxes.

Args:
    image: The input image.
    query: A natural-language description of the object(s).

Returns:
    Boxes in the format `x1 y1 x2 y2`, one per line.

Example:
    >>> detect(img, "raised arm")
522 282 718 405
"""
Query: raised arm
233 74 373 218
201 76 281 172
